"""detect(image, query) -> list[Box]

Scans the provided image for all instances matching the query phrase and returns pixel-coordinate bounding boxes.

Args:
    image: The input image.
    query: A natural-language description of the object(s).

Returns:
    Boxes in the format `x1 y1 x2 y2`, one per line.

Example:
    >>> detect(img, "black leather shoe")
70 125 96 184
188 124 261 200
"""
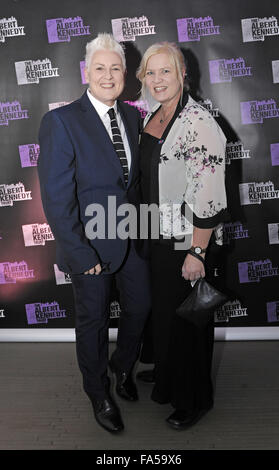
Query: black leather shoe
136 369 155 384
91 397 124 433
109 359 138 401
166 405 213 430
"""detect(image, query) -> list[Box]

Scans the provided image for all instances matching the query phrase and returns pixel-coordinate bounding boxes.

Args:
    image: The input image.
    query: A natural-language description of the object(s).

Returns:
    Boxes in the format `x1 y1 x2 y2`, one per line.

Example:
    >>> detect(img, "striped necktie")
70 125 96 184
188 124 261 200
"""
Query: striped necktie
108 108 129 185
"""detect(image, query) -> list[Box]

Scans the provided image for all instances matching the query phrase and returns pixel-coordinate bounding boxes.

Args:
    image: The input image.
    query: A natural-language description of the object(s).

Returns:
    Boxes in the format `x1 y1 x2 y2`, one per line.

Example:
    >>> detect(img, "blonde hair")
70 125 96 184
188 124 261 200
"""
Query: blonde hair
136 41 186 97
85 33 126 70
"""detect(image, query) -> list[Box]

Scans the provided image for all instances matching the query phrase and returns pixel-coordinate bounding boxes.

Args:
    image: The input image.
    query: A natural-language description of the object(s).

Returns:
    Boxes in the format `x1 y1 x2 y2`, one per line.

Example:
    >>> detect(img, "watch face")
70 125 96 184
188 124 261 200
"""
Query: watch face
194 247 202 254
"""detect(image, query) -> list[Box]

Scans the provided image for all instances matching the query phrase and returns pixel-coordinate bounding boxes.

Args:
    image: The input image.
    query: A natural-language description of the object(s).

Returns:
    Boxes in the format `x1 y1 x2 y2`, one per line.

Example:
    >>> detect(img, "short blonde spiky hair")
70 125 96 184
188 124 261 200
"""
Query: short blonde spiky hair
136 41 186 98
85 33 126 70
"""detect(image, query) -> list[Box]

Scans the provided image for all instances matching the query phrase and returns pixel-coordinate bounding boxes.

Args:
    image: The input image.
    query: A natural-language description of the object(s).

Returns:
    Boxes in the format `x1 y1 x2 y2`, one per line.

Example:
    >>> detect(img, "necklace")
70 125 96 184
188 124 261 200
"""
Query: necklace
159 106 176 124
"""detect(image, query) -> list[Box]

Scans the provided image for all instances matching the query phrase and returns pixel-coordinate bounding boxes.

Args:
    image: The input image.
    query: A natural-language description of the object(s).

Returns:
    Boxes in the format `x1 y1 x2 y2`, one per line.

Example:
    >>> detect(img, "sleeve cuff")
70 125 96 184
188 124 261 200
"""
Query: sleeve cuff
193 208 231 229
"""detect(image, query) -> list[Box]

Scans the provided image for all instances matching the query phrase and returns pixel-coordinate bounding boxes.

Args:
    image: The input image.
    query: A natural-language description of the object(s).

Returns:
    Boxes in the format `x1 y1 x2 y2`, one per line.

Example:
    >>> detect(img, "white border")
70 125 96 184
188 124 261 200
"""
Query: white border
0 327 279 342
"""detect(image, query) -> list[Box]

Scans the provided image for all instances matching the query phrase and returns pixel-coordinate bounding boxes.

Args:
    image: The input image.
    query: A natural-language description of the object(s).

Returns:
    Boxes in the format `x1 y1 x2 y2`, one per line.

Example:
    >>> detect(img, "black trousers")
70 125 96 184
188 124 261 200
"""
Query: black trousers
71 241 151 401
150 242 215 411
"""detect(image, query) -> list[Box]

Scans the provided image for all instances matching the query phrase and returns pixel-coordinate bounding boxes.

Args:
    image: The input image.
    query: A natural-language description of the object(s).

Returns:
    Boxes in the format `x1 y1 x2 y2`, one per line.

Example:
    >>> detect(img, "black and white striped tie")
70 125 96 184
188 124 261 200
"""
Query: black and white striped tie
108 108 129 185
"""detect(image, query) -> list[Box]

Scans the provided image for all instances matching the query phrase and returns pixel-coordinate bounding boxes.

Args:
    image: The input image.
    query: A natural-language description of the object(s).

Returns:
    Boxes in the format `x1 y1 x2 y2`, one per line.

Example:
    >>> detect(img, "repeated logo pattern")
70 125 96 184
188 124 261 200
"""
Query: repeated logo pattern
0 6 278 329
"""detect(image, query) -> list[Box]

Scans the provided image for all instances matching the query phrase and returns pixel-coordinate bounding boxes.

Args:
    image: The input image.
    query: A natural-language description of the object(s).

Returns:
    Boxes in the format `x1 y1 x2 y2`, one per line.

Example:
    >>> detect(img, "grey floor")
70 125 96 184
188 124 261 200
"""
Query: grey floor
0 340 279 450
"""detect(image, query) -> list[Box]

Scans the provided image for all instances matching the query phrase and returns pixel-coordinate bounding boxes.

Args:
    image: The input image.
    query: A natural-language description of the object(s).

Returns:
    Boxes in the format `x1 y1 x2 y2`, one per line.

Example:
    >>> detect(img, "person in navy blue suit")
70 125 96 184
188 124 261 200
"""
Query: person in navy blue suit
38 33 151 434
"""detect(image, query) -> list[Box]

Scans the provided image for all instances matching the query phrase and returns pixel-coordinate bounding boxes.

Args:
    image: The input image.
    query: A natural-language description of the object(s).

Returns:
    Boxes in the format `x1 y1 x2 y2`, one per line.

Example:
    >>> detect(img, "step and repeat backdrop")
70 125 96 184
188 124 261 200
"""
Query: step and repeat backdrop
0 0 278 333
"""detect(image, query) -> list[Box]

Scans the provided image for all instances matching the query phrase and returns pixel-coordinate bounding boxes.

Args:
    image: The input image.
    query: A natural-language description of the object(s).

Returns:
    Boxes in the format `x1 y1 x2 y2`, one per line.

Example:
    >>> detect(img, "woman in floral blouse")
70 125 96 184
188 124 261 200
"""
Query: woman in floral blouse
136 42 228 429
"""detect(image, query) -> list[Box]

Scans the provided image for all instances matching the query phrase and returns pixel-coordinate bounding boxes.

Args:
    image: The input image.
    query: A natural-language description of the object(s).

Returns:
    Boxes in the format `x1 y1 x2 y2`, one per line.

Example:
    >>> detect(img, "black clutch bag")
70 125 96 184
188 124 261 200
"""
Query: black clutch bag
176 251 229 328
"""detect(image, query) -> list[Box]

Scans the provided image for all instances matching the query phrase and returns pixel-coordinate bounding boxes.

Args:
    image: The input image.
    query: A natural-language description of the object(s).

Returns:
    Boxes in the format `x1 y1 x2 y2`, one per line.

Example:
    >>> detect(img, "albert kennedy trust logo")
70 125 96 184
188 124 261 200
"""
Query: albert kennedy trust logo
0 182 32 207
0 261 34 284
25 301 66 325
22 223 54 247
241 16 279 42
0 17 25 43
267 301 279 323
177 16 220 42
0 101 28 126
209 58 252 84
46 16 90 43
15 59 59 85
18 144 39 167
111 15 156 41
238 259 278 283
272 60 279 83
240 99 279 124
226 141 251 164
239 181 279 205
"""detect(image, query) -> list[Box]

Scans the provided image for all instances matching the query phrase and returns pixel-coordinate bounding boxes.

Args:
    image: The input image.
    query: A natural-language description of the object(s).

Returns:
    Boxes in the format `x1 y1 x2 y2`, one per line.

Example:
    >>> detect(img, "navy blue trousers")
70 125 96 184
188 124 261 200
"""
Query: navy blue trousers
71 241 151 400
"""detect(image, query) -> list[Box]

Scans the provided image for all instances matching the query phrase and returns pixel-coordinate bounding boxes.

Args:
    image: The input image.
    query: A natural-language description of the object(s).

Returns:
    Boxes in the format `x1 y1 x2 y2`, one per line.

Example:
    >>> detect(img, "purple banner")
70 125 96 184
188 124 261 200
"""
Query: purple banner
209 58 252 84
223 222 249 244
25 301 66 324
177 16 220 42
18 144 40 167
270 143 279 166
238 259 279 283
266 301 279 323
46 16 90 43
241 99 279 124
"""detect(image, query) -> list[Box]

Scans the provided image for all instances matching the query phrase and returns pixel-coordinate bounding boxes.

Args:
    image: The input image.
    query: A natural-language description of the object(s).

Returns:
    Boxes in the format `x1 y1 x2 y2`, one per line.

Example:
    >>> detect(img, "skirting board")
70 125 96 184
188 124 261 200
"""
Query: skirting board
0 327 279 342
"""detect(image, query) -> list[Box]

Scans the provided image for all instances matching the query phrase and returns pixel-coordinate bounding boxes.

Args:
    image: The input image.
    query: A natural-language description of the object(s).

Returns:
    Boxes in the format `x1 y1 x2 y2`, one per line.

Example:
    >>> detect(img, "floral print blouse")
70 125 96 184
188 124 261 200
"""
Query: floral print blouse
143 94 228 244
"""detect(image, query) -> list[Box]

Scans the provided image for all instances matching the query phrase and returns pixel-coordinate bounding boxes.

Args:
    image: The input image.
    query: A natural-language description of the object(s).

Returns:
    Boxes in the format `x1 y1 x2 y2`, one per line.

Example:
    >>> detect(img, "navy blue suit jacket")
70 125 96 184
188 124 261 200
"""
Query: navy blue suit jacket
38 91 142 274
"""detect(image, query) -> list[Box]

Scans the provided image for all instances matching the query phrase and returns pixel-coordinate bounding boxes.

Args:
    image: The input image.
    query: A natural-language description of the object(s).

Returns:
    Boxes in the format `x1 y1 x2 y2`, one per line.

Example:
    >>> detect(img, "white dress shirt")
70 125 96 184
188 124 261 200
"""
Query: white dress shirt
86 89 131 171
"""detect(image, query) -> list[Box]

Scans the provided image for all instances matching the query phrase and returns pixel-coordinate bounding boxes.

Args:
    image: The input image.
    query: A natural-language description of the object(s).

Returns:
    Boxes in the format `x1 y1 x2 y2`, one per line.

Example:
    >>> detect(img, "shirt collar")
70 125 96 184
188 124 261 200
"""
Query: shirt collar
87 89 118 118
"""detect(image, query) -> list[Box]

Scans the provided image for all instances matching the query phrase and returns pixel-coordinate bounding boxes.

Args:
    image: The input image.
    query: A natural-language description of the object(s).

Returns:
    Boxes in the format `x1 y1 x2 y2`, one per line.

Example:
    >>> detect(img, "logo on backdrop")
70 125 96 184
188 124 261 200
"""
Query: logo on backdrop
267 301 279 323
124 100 150 119
0 17 25 43
238 259 279 283
226 142 251 164
222 221 249 244
80 61 86 84
111 16 156 41
241 16 279 42
18 144 39 167
0 183 32 207
240 99 279 124
0 261 34 284
177 16 220 42
215 300 248 323
268 223 279 245
54 264 72 285
0 101 28 126
46 17 90 43
0 309 5 318
48 102 71 111
25 301 66 325
272 60 279 83
15 59 59 85
209 58 252 84
271 143 279 166
198 99 219 117
239 181 279 205
22 224 54 247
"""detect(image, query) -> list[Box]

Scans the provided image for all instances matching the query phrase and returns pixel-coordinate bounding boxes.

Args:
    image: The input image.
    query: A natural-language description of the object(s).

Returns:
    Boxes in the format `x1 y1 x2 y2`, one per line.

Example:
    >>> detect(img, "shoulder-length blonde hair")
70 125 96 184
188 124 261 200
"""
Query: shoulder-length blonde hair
136 42 186 98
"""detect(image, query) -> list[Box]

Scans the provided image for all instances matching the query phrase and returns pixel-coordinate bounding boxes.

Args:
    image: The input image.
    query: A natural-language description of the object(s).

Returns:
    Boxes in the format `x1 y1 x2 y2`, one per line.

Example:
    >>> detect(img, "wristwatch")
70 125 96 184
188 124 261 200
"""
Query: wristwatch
190 246 207 255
